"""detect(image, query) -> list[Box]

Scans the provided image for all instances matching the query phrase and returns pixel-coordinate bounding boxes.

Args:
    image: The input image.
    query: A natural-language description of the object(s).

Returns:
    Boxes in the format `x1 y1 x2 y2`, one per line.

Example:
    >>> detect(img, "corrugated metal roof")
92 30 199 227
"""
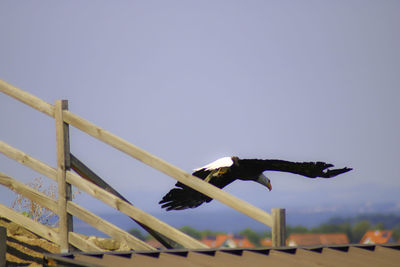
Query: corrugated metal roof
43 244 400 267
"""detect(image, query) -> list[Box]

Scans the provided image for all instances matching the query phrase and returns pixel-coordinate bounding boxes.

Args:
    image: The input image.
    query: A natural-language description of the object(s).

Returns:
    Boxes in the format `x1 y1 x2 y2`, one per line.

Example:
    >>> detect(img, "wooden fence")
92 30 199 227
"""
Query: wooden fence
0 79 286 252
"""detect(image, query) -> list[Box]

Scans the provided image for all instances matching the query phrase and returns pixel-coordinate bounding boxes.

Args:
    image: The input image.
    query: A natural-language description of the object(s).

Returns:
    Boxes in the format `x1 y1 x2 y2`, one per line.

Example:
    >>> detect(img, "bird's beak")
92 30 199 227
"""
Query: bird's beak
256 174 272 191
266 182 272 191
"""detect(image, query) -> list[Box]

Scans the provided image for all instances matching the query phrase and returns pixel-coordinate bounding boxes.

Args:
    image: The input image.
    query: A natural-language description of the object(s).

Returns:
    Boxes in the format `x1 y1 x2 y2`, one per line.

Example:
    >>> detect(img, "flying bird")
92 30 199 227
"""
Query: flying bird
159 156 352 211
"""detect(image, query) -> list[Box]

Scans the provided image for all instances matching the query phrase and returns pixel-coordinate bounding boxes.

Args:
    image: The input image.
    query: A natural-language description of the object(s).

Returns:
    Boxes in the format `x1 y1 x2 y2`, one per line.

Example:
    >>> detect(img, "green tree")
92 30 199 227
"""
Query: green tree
392 223 400 241
372 222 385 230
262 231 272 239
179 226 202 240
286 225 309 238
239 228 262 246
340 223 353 242
199 229 225 238
312 223 341 233
311 222 352 241
351 220 371 243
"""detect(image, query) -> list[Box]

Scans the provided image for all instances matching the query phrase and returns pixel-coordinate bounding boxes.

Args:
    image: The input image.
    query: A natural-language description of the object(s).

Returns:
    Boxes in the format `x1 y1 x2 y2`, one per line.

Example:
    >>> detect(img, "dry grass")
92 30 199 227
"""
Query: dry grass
12 178 58 227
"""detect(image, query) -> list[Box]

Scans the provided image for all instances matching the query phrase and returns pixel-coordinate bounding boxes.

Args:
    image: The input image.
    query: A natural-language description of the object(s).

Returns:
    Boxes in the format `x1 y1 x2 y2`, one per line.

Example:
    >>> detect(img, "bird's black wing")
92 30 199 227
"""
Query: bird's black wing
238 159 352 178
159 169 236 211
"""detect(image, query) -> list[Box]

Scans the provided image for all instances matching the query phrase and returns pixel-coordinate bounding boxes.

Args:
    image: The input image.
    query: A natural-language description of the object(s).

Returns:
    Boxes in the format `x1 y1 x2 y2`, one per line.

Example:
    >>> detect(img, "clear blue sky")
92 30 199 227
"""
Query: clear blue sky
1 1 399 221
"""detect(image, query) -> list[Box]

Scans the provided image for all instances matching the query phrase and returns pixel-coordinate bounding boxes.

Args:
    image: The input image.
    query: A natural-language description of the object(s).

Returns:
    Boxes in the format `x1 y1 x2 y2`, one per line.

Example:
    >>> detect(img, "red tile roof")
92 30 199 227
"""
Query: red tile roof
201 234 255 248
287 233 349 246
145 239 164 249
231 235 255 248
260 237 273 247
360 230 393 244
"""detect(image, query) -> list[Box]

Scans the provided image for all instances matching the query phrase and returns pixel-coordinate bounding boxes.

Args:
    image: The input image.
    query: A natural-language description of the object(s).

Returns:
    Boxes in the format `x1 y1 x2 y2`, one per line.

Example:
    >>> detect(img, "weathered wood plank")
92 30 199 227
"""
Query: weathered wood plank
0 171 153 251
0 226 5 267
0 142 57 181
70 154 177 249
0 79 54 117
69 232 103 252
55 100 73 253
0 143 208 249
272 208 286 247
67 202 155 251
0 204 60 244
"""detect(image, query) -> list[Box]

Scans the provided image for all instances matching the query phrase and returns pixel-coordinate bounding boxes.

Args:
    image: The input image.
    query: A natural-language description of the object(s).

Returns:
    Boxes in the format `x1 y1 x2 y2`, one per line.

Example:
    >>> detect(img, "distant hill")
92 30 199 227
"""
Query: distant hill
326 213 400 229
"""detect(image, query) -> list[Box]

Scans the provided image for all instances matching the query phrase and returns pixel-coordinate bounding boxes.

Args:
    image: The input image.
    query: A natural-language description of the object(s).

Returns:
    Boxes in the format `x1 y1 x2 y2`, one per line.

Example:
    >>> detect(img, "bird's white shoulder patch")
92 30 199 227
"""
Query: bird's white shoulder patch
193 157 234 171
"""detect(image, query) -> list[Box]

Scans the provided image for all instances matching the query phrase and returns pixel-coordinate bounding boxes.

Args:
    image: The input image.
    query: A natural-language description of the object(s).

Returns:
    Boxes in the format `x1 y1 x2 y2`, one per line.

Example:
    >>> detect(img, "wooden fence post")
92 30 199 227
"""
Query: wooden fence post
0 226 5 267
272 208 286 247
55 100 73 253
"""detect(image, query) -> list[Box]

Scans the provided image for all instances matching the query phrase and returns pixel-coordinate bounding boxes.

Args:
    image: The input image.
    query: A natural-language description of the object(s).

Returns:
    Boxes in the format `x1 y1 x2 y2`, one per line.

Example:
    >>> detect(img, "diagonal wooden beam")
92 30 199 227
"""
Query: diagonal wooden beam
70 153 178 249
68 201 155 250
69 232 103 252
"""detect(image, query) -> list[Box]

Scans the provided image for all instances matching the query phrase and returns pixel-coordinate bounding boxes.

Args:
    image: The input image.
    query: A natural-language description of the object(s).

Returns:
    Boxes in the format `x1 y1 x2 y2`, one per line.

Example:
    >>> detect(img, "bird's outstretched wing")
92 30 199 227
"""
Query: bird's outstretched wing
159 169 235 211
238 159 352 178
159 158 352 211
158 187 211 211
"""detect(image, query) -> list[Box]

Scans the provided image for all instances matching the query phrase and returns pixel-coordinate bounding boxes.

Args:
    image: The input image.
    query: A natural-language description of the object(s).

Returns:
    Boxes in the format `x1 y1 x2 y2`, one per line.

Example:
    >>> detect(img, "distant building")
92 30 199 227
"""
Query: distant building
287 233 349 246
201 234 255 248
259 237 273 247
360 230 395 244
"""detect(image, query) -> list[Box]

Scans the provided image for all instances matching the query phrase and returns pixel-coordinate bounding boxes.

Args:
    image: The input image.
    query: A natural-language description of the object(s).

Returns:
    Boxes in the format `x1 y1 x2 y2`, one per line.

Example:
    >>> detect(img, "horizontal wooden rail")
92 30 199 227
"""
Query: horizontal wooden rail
0 80 273 227
0 142 208 249
0 171 155 251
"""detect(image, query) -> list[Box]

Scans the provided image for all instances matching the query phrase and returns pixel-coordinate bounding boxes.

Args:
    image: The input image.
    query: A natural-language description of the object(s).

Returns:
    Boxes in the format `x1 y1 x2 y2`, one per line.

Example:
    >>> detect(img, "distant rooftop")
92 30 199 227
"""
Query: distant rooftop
201 234 255 248
287 233 349 246
360 230 394 244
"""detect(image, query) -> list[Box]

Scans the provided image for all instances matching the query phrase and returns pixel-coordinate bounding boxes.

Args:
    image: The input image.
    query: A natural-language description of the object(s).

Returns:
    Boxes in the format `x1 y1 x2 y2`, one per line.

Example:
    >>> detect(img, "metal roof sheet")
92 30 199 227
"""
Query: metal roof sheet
43 244 400 267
